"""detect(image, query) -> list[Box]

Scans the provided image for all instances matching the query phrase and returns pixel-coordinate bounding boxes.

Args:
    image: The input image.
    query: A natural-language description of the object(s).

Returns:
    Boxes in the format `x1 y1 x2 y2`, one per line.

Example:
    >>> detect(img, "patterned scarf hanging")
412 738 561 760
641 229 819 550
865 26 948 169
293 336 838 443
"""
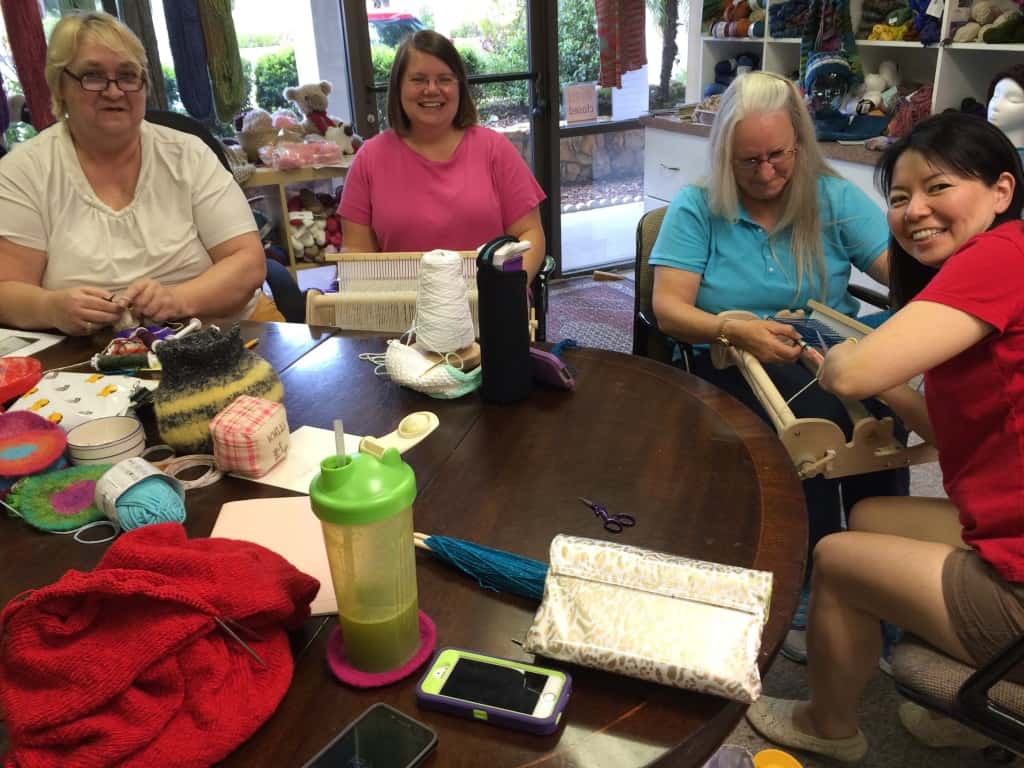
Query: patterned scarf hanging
0 0 56 129
595 0 647 88
117 0 168 110
196 0 245 123
160 0 214 121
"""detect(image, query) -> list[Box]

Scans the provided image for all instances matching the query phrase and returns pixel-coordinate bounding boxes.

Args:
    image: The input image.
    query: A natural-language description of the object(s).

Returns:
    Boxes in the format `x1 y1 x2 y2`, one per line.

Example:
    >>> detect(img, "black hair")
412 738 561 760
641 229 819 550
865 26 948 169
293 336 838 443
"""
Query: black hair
875 112 1024 307
386 30 477 135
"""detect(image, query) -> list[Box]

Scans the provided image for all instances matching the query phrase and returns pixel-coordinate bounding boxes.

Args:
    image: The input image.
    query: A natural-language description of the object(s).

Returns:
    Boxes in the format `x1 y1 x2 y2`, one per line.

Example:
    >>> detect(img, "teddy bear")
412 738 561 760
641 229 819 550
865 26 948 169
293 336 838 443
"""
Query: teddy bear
282 81 357 155
239 108 279 162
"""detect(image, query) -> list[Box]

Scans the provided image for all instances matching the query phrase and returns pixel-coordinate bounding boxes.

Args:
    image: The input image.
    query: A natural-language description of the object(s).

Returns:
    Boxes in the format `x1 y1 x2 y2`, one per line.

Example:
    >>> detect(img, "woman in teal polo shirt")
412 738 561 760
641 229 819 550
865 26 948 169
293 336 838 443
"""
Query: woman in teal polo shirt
650 71 907 662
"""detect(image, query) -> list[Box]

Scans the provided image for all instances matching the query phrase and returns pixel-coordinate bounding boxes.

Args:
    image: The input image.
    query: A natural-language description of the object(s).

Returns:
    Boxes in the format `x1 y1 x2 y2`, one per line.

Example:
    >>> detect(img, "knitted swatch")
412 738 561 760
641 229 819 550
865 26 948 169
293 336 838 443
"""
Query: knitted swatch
154 326 283 453
7 464 111 532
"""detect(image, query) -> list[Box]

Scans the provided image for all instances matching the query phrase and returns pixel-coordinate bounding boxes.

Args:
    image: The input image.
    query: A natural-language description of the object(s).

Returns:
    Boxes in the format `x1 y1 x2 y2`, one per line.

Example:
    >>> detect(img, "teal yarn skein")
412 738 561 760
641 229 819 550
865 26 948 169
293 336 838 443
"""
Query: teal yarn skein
114 476 185 530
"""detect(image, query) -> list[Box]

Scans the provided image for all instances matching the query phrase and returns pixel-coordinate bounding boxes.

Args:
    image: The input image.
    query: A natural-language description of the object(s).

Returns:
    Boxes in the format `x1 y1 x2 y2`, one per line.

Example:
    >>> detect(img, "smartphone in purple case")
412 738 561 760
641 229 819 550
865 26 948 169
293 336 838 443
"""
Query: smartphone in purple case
529 347 576 390
416 647 572 735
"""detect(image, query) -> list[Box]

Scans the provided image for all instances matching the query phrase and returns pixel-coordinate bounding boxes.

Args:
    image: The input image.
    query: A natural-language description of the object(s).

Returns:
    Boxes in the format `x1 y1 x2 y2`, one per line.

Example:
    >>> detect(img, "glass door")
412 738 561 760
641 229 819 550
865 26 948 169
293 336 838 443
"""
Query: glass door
341 0 557 265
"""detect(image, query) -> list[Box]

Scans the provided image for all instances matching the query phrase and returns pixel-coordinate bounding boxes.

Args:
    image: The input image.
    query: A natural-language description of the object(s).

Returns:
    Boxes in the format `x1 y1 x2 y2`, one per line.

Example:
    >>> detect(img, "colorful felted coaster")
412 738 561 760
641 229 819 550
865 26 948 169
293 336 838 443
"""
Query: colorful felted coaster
0 412 68 479
7 464 113 532
326 611 436 688
0 357 42 408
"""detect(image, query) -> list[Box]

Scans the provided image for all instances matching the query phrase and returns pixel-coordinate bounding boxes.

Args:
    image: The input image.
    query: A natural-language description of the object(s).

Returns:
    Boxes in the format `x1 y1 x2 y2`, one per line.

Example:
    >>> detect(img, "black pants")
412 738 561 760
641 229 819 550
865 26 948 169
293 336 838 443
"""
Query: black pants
692 352 910 578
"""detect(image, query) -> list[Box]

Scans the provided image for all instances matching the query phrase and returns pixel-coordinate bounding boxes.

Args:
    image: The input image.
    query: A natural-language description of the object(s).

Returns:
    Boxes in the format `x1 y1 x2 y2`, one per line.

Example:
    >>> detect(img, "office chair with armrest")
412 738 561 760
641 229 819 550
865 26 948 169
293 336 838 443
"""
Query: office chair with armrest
631 204 935 481
145 109 304 321
894 635 1024 762
633 206 691 369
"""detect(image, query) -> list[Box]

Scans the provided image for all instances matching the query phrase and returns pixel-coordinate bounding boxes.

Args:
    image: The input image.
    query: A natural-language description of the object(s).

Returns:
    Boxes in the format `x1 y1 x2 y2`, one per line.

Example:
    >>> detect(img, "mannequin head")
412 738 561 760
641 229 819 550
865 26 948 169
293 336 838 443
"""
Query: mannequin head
987 65 1024 148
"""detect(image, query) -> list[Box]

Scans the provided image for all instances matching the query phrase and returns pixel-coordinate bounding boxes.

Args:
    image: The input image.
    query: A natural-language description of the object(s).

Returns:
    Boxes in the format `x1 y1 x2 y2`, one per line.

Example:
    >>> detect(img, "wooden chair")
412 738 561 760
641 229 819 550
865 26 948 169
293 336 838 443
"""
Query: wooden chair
633 206 689 368
893 635 1024 762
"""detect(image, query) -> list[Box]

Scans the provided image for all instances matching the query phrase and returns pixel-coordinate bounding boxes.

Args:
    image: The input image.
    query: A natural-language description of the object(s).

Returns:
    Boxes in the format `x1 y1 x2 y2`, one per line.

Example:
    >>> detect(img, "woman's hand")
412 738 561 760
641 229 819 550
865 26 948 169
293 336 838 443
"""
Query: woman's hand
725 318 803 364
47 286 125 336
120 278 184 323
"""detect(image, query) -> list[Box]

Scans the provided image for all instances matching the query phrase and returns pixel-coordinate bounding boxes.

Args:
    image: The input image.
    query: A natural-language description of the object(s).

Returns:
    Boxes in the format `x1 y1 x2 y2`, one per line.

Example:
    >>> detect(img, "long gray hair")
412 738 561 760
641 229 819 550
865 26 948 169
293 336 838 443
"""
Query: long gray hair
707 72 837 301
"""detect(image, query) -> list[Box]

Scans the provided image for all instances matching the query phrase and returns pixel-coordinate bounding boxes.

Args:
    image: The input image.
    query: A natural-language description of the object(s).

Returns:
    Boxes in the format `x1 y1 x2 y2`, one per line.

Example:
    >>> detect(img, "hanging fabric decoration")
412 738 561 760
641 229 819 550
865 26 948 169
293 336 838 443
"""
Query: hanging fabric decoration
118 0 169 111
0 70 9 136
595 0 647 88
196 0 246 123
161 0 214 121
0 0 56 129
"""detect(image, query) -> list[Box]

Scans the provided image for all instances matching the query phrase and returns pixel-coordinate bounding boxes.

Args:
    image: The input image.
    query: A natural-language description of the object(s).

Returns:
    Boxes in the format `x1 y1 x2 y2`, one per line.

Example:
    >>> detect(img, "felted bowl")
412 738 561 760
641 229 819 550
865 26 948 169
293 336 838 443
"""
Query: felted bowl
66 416 145 466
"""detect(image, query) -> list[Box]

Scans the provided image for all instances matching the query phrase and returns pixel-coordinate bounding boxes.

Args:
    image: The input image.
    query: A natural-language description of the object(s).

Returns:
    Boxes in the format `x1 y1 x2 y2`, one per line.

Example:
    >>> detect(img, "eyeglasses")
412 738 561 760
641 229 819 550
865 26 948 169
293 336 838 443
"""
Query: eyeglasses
62 68 146 93
405 74 458 89
735 146 798 171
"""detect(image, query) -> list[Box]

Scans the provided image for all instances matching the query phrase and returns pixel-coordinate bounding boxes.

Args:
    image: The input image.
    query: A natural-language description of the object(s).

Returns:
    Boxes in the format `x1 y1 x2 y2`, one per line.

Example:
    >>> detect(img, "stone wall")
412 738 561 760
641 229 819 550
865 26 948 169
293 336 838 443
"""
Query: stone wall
498 125 645 183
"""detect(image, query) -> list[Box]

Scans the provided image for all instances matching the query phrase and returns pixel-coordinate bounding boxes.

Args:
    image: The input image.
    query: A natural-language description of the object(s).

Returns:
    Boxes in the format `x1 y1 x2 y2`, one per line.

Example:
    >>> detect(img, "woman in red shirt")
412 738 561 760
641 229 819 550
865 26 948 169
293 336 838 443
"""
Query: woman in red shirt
746 112 1024 762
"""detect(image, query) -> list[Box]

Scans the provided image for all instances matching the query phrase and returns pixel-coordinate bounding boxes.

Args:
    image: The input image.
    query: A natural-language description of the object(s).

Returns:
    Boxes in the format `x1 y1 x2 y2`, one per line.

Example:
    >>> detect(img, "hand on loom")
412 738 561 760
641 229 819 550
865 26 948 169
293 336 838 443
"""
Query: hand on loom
724 318 803 364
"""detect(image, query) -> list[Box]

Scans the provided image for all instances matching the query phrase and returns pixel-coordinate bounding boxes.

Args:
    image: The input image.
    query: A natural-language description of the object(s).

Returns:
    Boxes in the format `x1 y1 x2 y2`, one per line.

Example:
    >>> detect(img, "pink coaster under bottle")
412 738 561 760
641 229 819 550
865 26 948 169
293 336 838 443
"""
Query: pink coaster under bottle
326 611 437 688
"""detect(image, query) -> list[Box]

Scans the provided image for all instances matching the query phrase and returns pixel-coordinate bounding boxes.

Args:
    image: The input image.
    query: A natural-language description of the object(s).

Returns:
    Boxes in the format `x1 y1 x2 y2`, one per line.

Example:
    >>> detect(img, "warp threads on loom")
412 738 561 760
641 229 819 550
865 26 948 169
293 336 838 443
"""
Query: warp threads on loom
413 250 476 355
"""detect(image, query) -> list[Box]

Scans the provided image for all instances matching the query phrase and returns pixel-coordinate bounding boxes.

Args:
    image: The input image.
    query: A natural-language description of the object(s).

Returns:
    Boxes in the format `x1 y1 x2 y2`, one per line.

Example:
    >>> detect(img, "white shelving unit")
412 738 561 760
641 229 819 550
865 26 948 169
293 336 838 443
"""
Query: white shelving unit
686 0 1024 114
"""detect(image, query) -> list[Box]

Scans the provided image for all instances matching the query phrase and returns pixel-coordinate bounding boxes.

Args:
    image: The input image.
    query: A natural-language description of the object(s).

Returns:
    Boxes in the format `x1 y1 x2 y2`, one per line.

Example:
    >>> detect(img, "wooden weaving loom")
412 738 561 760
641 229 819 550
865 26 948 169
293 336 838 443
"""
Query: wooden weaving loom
711 300 936 480
305 251 480 333
304 250 539 340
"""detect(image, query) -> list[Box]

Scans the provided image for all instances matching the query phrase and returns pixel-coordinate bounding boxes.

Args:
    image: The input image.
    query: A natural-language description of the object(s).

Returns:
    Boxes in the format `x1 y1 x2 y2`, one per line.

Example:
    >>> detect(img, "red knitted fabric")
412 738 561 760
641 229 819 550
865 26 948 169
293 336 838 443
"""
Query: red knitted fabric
0 523 319 768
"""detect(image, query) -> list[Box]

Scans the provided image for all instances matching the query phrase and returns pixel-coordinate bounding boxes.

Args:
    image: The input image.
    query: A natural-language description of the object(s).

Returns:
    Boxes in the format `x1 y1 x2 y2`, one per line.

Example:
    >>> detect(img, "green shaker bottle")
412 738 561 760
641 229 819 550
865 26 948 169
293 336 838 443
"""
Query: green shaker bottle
311 447 419 673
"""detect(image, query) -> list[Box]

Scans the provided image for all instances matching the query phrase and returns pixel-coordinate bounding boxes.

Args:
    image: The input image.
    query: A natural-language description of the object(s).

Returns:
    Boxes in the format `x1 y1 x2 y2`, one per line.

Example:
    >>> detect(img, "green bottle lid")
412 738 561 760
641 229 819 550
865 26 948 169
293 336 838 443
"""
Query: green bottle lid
310 447 416 525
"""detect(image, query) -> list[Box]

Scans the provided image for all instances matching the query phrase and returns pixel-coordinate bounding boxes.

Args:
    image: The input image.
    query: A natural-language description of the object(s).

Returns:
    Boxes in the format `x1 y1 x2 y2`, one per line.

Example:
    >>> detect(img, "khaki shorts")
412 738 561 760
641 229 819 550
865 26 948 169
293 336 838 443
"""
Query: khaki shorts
943 548 1024 681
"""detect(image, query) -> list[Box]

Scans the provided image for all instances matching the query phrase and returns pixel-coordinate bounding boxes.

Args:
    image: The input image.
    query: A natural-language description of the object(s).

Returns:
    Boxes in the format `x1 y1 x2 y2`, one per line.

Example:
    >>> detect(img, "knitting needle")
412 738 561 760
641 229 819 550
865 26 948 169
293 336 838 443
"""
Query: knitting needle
213 616 267 668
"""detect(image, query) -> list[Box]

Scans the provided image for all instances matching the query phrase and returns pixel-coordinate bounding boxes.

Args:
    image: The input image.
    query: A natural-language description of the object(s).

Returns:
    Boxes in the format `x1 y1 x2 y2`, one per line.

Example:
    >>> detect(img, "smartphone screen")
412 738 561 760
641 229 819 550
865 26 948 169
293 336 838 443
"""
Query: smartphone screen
303 703 436 768
439 657 550 714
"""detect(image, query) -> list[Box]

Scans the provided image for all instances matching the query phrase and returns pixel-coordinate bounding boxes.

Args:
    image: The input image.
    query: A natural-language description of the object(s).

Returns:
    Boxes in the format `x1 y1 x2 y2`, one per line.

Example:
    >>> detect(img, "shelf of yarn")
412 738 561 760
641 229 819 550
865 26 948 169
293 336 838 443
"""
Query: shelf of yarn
688 0 1023 117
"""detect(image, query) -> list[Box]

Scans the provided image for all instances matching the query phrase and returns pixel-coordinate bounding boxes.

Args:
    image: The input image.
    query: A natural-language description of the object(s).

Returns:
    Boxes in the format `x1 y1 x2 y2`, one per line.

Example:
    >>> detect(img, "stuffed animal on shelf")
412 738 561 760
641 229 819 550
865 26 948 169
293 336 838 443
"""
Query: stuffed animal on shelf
239 108 278 162
283 81 358 155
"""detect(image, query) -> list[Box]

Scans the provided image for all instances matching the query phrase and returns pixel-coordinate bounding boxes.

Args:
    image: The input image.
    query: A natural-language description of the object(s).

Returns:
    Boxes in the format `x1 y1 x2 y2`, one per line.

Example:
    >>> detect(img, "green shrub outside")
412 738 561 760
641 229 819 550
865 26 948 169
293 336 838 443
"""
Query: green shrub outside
371 44 396 86
254 48 298 111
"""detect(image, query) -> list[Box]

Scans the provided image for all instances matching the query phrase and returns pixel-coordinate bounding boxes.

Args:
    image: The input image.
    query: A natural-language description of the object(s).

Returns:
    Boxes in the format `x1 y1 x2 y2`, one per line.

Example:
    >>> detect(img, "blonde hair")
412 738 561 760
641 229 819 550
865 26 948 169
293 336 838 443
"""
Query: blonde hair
707 72 836 301
45 11 148 121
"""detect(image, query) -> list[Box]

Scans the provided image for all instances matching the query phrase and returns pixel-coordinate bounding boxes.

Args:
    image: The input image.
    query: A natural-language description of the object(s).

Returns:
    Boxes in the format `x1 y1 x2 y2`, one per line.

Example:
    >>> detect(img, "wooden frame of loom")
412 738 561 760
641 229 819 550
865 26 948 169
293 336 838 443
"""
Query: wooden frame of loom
305 251 479 333
711 309 937 481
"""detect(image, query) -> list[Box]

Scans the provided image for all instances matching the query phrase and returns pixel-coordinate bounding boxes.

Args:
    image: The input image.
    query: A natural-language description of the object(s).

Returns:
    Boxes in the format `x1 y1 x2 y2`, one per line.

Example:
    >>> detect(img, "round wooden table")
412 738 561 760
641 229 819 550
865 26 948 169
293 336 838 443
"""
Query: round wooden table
1 323 806 767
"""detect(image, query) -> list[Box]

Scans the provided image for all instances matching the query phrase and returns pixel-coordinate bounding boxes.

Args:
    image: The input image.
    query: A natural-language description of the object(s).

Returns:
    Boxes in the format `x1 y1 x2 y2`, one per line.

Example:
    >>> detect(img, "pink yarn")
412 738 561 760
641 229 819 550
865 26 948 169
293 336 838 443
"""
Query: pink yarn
326 611 436 689
0 0 56 129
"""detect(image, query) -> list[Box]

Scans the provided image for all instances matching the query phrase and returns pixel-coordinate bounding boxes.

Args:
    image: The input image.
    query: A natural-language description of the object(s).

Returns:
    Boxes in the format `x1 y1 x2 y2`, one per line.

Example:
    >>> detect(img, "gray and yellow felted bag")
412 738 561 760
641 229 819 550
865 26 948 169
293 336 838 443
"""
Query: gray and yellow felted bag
153 326 283 453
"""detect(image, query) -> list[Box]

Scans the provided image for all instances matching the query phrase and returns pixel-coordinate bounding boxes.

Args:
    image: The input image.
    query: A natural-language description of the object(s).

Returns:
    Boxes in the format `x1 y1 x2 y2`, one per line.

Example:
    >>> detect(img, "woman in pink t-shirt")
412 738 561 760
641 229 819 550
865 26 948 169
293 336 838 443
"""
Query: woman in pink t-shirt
339 31 546 282
745 113 1024 761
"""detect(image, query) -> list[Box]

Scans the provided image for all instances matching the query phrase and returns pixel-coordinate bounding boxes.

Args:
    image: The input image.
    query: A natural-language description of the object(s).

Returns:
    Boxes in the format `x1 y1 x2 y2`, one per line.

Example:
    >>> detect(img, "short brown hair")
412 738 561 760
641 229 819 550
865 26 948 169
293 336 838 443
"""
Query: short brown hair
386 30 477 135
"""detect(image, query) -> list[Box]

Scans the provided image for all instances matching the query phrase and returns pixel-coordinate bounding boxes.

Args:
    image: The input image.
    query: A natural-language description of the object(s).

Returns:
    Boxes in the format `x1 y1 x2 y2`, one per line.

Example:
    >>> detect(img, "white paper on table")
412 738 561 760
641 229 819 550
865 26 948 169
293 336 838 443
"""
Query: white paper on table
231 425 362 494
211 496 336 616
0 328 64 358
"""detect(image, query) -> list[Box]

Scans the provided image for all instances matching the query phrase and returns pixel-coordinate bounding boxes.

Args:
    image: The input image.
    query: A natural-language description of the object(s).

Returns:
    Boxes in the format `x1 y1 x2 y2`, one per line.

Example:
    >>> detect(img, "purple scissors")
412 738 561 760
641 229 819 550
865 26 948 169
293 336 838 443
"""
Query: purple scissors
578 497 636 534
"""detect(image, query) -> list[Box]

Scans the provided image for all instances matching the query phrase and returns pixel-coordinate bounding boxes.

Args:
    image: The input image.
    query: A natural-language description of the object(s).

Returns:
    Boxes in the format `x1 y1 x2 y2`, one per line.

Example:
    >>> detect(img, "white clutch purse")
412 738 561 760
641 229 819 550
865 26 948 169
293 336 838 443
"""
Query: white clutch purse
522 535 773 703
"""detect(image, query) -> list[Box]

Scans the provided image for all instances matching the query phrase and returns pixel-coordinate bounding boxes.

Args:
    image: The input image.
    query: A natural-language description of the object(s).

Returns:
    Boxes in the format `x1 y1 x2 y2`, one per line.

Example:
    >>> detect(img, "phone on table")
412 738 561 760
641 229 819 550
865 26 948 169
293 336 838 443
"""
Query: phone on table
416 647 572 735
300 702 437 768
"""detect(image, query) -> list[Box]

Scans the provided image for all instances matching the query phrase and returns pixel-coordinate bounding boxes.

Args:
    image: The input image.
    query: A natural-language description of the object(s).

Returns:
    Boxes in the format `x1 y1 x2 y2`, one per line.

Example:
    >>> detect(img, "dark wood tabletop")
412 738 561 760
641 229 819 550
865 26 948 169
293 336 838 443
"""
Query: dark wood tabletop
0 322 806 768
